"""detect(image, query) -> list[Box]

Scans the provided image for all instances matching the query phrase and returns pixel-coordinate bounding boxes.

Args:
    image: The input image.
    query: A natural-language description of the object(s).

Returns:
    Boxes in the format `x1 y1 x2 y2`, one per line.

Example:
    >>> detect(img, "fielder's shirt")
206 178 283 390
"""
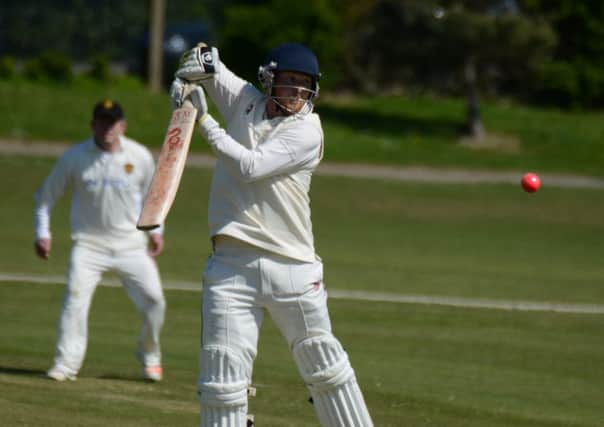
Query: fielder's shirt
34 136 159 250
200 62 324 263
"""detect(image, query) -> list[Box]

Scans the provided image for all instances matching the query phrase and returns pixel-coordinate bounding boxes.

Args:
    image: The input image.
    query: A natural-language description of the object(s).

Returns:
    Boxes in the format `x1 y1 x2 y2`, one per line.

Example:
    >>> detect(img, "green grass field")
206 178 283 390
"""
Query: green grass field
1 78 604 176
2 156 603 303
1 155 603 426
2 283 603 426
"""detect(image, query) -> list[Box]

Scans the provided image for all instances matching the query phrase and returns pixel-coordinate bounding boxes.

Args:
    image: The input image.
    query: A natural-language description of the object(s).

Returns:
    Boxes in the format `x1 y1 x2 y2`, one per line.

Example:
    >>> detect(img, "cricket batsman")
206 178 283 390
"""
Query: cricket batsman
172 42 373 426
34 100 166 382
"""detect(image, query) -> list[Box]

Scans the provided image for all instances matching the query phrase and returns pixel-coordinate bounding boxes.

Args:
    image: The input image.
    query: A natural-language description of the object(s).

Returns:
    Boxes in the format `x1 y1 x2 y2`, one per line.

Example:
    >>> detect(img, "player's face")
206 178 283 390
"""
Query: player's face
272 71 313 113
91 117 126 151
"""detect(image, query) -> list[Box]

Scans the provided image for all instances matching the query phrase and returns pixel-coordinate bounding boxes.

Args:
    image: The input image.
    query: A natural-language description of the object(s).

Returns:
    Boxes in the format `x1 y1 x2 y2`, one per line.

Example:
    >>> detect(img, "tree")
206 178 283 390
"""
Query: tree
0 0 148 60
0 0 209 66
214 0 344 88
348 0 555 138
520 0 604 108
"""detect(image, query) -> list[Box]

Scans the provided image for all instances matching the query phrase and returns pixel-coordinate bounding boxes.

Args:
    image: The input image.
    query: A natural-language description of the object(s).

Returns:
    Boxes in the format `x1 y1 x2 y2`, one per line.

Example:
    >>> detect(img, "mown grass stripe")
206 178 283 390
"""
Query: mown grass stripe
2 272 602 314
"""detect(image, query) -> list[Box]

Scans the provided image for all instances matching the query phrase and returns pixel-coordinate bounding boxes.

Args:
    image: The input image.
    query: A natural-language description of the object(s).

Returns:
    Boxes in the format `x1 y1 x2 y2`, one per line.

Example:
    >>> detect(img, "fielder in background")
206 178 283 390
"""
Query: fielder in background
34 100 166 382
172 43 373 426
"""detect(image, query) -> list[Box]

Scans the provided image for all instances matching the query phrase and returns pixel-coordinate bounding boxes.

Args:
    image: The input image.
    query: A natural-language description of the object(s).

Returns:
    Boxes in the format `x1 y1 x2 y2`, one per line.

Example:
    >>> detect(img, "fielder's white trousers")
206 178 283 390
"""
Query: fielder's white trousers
52 241 165 375
200 236 373 426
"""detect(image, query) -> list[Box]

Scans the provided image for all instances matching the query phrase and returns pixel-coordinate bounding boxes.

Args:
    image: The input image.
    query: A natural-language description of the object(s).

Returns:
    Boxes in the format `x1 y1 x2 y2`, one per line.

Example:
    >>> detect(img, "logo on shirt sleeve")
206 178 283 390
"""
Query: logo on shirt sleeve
124 163 134 174
245 103 254 115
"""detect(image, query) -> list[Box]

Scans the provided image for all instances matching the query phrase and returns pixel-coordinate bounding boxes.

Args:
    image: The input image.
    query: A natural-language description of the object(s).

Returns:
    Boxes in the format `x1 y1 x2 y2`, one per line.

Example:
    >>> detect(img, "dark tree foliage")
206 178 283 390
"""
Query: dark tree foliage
520 0 604 107
1 0 602 110
216 0 344 88
0 0 208 60
348 0 555 136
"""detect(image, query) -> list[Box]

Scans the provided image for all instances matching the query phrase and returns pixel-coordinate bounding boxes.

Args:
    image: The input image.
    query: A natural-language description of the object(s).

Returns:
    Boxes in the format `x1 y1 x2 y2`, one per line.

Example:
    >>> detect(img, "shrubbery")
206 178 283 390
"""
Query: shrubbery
23 51 74 82
87 55 112 82
0 56 16 79
2 1 604 111
532 60 604 109
0 51 134 86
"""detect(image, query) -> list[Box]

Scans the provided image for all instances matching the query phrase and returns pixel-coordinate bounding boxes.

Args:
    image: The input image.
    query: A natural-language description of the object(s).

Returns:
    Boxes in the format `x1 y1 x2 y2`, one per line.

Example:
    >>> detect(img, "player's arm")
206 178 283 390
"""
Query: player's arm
175 44 254 123
33 154 72 259
140 149 165 256
171 84 322 181
202 115 322 182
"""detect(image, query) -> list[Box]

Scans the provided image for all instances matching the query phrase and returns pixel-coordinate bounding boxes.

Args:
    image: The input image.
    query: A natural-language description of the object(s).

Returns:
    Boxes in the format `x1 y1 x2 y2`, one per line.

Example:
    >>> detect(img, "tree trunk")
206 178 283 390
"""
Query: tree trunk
464 56 485 139
148 0 166 92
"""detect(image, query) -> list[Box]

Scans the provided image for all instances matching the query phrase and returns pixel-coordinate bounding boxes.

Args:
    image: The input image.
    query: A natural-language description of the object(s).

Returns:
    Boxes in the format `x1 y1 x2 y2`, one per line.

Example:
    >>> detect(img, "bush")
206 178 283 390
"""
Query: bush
88 55 112 82
533 60 604 109
532 61 580 109
577 61 604 108
220 0 344 90
23 51 73 83
0 56 16 79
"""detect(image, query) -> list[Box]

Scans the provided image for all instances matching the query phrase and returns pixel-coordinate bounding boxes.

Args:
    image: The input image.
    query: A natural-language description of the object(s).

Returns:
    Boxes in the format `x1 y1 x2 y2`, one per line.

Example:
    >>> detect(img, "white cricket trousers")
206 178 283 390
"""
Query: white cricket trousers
199 236 373 427
52 241 165 375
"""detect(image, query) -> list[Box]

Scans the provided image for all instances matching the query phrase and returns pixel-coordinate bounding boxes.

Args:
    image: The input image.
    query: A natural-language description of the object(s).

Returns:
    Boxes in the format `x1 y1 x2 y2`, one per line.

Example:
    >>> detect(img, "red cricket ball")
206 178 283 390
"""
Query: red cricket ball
521 172 541 193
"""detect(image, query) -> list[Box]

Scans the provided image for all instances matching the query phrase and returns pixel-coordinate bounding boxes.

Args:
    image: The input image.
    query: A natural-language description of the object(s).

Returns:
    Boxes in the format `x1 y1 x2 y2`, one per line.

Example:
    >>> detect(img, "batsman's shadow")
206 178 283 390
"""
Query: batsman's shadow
96 373 148 383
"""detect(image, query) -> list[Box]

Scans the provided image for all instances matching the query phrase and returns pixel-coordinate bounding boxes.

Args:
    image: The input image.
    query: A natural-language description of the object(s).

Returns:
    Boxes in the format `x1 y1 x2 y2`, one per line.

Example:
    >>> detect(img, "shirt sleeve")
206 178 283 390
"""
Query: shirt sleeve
34 153 72 239
198 115 322 182
200 61 259 124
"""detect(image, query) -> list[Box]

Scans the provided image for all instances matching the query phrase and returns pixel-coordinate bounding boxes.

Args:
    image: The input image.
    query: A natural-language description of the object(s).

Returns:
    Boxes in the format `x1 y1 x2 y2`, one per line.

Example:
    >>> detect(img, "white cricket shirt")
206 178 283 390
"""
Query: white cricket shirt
200 62 324 262
34 136 159 250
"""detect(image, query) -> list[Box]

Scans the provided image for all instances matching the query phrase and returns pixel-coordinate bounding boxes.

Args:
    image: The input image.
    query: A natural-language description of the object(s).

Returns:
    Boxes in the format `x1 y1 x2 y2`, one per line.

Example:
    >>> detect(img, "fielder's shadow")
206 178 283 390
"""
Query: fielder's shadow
0 366 148 383
0 366 47 378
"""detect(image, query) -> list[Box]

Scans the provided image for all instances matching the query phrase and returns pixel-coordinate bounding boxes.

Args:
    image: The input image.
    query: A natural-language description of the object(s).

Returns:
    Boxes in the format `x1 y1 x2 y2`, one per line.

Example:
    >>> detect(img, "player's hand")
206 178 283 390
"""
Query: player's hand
34 238 51 260
187 85 209 122
148 233 164 257
170 77 191 110
175 44 220 82
170 78 208 121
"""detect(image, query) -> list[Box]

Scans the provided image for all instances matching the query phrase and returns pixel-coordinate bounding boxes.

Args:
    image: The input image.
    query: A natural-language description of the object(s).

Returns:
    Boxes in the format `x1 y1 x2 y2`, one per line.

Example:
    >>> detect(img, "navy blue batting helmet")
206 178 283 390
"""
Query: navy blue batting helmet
263 43 320 80
258 43 321 94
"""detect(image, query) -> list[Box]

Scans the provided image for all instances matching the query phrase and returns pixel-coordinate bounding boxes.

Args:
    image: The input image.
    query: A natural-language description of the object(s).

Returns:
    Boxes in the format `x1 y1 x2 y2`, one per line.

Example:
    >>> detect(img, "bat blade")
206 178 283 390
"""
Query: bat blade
137 101 197 230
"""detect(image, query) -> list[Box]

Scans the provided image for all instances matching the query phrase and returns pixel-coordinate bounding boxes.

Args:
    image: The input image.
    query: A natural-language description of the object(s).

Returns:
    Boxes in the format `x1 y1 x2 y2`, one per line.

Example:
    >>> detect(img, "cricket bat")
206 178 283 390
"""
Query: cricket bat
136 100 197 230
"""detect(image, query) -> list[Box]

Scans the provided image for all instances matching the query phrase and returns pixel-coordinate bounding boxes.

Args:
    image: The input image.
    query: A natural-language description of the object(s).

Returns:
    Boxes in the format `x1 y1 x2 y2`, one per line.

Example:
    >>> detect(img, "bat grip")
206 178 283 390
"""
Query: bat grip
181 99 195 109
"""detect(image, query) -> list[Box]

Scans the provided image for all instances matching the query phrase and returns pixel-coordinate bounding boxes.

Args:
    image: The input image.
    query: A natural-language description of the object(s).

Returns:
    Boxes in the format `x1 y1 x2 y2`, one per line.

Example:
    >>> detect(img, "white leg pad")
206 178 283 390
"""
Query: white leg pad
200 406 248 427
293 335 373 427
199 346 251 427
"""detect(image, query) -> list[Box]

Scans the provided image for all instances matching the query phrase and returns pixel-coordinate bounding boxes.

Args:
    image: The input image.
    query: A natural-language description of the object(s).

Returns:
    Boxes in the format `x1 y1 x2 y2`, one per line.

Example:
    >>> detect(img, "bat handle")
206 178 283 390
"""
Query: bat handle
181 99 195 109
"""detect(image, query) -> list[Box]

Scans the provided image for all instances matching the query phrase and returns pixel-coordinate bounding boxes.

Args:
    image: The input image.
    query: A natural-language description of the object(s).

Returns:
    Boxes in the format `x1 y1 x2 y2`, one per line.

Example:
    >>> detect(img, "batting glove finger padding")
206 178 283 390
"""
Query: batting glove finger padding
170 78 209 122
169 78 189 110
176 45 220 82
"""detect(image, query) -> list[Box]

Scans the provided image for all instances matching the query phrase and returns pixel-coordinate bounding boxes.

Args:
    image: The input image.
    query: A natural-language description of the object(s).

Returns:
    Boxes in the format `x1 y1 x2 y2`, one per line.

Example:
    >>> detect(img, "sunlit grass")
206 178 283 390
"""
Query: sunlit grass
1 79 603 175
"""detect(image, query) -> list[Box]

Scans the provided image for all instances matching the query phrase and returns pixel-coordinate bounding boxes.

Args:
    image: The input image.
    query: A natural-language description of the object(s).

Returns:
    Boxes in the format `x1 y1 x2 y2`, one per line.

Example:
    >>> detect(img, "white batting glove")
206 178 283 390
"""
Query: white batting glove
169 78 209 122
187 85 209 122
176 44 220 82
169 77 191 110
